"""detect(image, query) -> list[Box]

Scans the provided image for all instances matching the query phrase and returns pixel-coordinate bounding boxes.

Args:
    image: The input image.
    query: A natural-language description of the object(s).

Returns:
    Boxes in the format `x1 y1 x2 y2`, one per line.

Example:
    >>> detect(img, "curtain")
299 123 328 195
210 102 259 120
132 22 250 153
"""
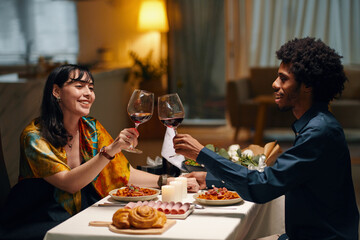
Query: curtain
226 0 360 80
167 0 225 120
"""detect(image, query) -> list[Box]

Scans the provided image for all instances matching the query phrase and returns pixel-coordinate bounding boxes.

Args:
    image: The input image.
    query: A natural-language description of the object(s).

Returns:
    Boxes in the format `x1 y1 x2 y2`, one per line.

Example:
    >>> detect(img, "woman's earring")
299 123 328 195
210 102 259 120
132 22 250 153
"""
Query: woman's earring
56 97 61 102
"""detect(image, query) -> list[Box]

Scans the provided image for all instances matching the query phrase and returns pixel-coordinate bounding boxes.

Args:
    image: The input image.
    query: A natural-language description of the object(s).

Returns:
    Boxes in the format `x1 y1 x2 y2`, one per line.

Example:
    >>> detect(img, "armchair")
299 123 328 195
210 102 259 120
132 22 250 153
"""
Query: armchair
227 66 360 144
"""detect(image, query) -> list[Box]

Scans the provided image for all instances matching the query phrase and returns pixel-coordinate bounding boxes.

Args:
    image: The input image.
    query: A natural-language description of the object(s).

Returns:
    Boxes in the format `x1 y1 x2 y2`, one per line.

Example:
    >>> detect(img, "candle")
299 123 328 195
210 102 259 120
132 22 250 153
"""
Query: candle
169 181 182 202
161 185 175 202
175 177 188 200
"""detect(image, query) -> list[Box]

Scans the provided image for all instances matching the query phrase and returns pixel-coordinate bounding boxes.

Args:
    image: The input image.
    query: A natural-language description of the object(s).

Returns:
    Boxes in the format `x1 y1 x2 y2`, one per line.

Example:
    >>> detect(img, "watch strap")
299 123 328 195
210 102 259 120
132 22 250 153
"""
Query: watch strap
157 174 168 188
100 146 115 160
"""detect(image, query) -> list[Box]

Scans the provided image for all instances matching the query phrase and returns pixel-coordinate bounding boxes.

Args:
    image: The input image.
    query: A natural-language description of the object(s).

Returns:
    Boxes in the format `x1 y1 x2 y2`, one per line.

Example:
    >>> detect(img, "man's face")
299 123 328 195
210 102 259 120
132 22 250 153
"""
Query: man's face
272 63 301 112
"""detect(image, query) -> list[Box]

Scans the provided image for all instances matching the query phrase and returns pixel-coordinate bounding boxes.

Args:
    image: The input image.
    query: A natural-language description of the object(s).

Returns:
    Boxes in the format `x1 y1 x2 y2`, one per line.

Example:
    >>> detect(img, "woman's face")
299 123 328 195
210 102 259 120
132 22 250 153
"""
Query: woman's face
53 70 95 118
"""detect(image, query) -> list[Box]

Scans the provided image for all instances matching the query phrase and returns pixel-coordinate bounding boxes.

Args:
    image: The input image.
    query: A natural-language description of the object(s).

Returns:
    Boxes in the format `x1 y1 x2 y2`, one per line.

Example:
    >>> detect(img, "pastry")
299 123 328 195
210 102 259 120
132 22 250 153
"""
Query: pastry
152 211 167 228
129 205 158 229
112 208 131 229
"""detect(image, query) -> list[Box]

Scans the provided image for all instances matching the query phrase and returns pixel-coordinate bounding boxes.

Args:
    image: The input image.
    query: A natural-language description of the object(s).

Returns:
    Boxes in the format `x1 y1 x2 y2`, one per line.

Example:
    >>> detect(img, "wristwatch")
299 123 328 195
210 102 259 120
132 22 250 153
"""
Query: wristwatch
99 146 115 160
157 174 168 188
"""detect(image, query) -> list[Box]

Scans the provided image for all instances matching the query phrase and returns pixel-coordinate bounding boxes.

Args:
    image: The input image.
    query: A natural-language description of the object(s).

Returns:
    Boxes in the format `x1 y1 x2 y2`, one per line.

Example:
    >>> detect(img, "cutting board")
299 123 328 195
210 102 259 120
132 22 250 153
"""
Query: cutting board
89 220 176 235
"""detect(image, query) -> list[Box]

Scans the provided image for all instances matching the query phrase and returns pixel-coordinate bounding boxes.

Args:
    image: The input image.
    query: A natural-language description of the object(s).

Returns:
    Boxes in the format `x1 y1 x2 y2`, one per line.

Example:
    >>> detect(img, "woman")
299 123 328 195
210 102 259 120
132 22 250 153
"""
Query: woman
0 64 199 240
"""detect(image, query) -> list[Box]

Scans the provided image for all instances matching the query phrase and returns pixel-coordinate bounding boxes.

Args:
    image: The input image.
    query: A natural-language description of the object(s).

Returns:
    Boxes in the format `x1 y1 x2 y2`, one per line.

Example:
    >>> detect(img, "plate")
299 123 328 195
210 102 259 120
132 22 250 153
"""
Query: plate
109 187 160 202
193 192 243 206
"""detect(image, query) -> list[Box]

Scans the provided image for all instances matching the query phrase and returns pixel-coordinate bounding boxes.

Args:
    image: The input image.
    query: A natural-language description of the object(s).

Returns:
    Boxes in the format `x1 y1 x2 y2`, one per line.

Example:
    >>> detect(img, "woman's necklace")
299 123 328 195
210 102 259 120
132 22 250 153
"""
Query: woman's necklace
67 130 79 149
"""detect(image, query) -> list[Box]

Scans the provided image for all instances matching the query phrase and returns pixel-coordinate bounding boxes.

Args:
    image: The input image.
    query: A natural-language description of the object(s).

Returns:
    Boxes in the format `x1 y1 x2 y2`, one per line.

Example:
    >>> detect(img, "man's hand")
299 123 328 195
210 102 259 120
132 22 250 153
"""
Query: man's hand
184 171 207 190
173 134 204 160
167 176 200 193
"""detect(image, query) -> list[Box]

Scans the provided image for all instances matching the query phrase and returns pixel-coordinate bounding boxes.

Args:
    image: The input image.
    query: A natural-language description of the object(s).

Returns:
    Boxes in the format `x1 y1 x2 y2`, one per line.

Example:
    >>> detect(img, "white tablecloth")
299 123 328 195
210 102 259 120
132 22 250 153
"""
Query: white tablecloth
44 194 284 240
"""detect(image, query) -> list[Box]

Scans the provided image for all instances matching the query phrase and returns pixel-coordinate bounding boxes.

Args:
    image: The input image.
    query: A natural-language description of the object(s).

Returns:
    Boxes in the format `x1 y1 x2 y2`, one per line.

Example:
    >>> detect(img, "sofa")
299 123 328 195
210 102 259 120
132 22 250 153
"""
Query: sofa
227 66 360 143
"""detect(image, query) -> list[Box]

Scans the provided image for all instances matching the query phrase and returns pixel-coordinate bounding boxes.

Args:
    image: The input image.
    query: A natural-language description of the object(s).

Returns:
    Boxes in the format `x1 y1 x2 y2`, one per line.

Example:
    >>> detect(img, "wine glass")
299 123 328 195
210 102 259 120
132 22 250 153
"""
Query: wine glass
125 89 154 153
158 93 185 157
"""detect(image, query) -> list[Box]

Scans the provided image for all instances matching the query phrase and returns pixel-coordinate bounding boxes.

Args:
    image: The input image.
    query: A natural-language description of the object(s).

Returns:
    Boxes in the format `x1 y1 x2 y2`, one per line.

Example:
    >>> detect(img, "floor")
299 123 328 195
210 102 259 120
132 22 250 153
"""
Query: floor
125 125 360 213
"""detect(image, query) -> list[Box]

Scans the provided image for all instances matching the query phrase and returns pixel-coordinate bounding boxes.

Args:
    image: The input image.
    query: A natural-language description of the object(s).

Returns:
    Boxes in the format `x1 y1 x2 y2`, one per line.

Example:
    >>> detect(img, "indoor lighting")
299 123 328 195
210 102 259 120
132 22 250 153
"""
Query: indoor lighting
138 1 169 32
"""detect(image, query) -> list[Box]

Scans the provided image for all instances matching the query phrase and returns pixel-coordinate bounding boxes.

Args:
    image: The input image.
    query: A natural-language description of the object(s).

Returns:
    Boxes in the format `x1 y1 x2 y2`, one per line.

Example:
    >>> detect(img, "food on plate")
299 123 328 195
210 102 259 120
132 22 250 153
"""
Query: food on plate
184 159 201 166
112 208 131 229
113 185 158 197
124 200 191 215
112 206 167 229
197 187 240 200
178 202 191 214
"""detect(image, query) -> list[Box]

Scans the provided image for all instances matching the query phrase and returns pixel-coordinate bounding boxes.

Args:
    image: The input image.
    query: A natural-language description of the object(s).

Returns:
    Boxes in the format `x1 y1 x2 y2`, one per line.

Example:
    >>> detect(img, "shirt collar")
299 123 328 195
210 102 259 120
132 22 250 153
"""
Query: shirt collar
292 102 329 135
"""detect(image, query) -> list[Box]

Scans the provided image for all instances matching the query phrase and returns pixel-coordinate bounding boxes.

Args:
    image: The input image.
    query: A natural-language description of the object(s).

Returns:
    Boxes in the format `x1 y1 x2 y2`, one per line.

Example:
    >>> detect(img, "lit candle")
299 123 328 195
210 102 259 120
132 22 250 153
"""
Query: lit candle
175 177 187 200
169 181 182 202
161 185 175 202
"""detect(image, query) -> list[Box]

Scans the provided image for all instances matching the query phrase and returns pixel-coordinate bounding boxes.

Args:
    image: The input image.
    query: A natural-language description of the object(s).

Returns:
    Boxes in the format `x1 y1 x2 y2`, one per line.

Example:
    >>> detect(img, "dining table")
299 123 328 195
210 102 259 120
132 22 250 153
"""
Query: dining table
44 193 285 240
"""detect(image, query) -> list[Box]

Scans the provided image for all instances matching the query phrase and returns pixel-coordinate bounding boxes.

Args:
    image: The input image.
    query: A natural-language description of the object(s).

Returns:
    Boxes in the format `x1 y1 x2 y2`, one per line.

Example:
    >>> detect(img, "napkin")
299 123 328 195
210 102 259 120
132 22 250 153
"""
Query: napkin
146 156 163 166
161 128 186 171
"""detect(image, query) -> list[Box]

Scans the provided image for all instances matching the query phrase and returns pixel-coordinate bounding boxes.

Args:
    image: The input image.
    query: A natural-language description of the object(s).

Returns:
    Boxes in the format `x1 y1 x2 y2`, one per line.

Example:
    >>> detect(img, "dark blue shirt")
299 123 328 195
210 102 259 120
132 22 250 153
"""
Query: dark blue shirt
197 103 359 240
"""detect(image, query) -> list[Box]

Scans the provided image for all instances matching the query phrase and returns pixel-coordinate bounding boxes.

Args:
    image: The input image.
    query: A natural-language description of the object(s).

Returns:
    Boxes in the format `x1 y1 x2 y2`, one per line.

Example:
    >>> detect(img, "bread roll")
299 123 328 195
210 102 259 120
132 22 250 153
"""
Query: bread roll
112 208 131 229
152 211 167 228
129 206 158 229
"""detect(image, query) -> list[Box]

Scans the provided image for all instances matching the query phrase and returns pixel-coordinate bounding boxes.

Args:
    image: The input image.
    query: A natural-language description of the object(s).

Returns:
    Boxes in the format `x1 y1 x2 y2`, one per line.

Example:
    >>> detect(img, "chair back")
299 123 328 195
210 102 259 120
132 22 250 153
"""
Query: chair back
0 129 11 208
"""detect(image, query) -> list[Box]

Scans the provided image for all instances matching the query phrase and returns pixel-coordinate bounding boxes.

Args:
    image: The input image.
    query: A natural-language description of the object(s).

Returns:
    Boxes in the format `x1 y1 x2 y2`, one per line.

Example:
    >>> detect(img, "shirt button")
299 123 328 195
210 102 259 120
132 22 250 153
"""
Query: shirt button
221 180 225 184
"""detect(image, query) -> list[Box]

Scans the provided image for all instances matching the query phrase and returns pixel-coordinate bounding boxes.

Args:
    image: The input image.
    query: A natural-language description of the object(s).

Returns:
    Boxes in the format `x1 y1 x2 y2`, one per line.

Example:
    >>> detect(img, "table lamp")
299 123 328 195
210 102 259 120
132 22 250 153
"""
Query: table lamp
138 0 169 59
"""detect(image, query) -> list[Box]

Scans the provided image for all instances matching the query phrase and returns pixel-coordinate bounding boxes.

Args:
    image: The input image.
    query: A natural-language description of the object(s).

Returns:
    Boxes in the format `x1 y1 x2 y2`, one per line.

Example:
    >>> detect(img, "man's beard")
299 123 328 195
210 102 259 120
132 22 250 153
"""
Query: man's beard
276 105 293 112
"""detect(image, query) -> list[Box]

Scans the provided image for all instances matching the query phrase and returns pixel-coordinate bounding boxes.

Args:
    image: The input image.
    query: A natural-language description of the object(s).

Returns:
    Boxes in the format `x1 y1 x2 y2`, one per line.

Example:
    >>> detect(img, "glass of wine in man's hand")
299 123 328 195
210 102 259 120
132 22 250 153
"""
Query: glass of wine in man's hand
125 89 154 154
158 93 185 157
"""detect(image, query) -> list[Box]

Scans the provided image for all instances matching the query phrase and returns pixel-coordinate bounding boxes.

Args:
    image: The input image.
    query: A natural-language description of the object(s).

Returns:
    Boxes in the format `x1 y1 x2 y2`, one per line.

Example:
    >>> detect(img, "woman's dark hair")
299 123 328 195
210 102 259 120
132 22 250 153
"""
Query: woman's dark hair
276 37 347 103
40 64 94 148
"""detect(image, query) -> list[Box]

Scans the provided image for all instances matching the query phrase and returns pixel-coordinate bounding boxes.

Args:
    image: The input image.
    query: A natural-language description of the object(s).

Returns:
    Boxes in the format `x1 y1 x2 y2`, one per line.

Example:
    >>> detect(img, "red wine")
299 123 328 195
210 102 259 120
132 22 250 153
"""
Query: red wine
160 117 184 128
129 113 152 124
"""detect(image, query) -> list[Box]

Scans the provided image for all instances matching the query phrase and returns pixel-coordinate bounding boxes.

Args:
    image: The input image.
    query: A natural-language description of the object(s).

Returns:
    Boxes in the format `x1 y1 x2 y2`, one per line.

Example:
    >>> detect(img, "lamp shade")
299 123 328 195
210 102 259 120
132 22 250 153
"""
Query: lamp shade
138 1 169 32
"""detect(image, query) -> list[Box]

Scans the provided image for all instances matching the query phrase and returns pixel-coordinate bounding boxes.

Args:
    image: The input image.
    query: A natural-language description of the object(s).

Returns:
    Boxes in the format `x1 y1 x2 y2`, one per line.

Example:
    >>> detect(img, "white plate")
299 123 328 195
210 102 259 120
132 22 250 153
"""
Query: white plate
109 187 160 202
193 192 243 206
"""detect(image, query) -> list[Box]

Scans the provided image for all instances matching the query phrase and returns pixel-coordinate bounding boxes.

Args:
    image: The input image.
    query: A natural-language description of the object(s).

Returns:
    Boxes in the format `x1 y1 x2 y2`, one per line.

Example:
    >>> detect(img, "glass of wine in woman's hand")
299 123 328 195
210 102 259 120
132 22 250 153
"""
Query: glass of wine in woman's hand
126 89 154 154
158 93 185 157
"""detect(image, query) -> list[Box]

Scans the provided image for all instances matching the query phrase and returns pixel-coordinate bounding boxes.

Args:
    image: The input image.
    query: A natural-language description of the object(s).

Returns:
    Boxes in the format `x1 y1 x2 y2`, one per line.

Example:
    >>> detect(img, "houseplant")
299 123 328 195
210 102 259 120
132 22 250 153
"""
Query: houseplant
125 50 168 139
125 50 167 96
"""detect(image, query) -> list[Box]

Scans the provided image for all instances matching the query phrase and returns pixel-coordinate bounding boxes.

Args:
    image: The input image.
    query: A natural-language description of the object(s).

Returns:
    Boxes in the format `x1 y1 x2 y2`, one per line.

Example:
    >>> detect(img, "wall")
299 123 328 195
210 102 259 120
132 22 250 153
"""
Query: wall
0 78 44 186
76 0 164 68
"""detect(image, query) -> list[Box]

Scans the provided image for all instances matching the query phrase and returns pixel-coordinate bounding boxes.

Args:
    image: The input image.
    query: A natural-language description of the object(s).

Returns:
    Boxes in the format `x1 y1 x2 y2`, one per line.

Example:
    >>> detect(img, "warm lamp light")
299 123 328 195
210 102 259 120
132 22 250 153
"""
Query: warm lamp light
138 1 169 32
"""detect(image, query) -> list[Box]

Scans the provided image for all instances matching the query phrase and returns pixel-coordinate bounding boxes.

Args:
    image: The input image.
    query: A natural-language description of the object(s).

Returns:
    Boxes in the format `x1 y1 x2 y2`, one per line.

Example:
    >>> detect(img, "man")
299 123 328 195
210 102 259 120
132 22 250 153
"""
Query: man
174 37 359 239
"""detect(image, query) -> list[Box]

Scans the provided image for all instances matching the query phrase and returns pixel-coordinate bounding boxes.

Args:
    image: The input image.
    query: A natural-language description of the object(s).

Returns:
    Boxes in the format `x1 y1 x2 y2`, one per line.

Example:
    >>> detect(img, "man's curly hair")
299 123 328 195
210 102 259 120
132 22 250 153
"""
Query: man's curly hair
276 37 347 103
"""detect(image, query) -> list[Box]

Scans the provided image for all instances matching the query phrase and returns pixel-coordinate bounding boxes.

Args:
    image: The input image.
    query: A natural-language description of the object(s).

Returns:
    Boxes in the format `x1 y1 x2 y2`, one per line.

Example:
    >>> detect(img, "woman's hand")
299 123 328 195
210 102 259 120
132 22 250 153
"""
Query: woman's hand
107 128 139 156
173 134 204 160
